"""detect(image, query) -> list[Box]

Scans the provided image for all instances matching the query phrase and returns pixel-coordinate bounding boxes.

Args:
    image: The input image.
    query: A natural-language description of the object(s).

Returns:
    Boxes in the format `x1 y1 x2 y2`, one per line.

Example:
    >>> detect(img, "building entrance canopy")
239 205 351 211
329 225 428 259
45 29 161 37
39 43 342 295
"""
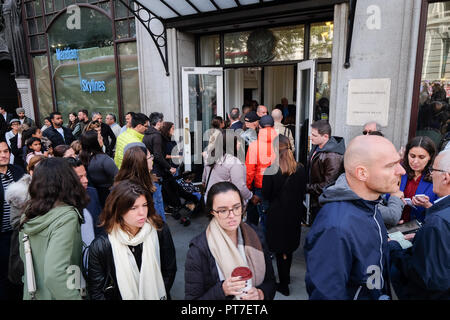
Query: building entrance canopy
122 0 349 74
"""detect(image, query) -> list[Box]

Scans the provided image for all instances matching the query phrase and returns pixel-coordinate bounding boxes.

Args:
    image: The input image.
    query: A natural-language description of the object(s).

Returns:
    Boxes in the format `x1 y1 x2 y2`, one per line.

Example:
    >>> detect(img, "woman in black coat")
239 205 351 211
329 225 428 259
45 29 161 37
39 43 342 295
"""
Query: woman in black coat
262 135 306 297
87 180 176 300
185 182 276 300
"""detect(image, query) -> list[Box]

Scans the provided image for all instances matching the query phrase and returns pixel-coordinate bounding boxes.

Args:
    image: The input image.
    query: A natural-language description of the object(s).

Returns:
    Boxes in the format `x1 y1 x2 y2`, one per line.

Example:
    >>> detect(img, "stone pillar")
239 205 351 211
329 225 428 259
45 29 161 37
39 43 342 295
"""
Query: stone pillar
330 0 422 149
16 78 34 119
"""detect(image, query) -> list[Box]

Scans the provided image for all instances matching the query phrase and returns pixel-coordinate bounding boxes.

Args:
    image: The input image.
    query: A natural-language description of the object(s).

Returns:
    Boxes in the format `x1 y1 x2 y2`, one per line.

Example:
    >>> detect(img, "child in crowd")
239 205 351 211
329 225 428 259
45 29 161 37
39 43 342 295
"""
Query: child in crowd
176 171 201 210
177 171 201 198
25 137 45 164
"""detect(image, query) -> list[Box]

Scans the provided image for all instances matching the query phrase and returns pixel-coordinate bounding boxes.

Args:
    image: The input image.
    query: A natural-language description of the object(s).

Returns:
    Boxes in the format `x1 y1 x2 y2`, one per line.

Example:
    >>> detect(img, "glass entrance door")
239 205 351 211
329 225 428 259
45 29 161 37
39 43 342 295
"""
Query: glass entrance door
295 60 317 164
295 60 317 224
181 67 223 176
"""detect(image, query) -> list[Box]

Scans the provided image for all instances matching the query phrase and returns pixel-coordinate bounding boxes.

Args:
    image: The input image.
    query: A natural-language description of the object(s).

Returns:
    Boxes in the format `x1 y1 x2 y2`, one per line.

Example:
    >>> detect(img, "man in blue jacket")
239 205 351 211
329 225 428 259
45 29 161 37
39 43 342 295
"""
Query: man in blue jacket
389 149 450 299
304 135 406 300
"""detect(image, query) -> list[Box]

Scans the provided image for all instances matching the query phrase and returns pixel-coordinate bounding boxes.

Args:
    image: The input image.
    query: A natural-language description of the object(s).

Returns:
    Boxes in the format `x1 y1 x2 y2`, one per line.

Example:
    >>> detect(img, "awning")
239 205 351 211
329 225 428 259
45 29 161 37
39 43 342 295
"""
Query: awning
121 0 350 75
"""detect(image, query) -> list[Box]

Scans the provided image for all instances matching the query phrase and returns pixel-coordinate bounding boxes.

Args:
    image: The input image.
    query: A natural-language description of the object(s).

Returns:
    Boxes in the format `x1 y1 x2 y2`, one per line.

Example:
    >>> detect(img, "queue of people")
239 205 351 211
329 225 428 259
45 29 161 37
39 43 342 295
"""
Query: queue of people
0 103 448 302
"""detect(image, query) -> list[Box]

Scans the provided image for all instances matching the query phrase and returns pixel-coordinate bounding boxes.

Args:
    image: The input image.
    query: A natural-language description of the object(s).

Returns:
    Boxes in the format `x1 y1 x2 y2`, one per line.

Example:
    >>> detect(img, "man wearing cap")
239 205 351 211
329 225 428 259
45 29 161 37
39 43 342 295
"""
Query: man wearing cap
16 108 34 127
240 111 260 153
245 115 277 230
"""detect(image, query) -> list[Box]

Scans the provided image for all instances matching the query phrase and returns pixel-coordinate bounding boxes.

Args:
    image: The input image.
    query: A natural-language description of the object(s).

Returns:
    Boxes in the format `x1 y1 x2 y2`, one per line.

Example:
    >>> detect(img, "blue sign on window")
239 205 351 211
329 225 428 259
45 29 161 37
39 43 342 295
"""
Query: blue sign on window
55 47 106 94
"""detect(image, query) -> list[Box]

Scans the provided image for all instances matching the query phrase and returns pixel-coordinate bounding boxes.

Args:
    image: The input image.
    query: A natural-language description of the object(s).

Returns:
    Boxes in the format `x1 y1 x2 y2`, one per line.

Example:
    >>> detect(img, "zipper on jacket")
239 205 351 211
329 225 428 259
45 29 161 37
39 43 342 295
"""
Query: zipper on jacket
353 286 362 300
373 204 385 291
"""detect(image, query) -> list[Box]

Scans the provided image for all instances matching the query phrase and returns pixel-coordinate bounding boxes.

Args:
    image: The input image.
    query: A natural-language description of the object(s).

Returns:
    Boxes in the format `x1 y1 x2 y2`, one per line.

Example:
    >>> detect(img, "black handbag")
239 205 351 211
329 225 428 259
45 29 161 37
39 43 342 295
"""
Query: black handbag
195 164 215 215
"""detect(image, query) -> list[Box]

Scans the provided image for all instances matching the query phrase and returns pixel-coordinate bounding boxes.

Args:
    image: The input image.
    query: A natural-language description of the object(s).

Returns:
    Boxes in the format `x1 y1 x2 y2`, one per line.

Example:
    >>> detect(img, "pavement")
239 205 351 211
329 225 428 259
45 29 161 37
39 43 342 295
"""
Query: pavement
165 210 310 300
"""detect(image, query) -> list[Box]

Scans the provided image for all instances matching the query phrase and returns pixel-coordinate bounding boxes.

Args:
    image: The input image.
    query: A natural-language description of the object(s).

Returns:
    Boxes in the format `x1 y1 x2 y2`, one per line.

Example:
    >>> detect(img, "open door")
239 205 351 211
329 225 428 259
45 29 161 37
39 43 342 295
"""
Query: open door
295 60 317 224
181 67 223 178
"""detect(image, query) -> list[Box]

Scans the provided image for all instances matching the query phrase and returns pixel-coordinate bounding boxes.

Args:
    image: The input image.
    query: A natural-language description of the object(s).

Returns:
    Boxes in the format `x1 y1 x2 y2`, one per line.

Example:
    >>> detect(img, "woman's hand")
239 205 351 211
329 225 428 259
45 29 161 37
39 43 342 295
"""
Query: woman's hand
412 195 432 208
222 276 246 296
240 287 262 300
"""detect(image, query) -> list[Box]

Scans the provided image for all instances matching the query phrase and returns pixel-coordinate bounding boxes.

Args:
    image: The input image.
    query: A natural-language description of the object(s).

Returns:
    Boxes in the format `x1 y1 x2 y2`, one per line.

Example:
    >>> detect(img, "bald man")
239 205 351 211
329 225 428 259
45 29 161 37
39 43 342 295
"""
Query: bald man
256 105 268 118
389 150 450 300
271 109 295 152
304 135 406 300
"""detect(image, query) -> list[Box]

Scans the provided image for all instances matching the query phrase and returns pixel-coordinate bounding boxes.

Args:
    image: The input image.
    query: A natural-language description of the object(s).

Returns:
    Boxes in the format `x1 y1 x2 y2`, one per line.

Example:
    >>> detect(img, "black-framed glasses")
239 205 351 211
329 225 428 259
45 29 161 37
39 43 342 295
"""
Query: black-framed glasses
362 130 370 135
147 154 154 160
212 204 243 218
428 167 449 174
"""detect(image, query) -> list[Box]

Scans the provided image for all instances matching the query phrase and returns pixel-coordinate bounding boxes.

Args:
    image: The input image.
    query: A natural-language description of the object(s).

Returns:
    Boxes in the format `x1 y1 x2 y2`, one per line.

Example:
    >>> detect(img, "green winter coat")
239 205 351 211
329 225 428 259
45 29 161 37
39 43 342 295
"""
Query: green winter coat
19 205 83 300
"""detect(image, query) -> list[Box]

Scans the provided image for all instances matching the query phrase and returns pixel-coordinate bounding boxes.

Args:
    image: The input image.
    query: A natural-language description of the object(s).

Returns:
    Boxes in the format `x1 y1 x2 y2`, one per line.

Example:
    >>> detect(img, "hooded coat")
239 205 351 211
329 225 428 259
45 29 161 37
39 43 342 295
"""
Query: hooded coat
306 136 345 208
19 205 83 300
304 174 391 300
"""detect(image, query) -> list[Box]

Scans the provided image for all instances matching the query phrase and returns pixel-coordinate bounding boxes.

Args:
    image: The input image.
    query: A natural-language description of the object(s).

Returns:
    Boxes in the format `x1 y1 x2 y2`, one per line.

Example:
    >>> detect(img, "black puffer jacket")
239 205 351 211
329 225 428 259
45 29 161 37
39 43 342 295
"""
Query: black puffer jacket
185 228 276 300
143 126 172 178
87 222 177 300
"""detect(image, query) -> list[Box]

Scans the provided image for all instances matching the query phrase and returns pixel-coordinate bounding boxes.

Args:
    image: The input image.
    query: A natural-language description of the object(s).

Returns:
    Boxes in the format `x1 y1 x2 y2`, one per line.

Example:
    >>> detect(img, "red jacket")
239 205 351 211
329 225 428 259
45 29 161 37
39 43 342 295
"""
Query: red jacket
246 127 277 189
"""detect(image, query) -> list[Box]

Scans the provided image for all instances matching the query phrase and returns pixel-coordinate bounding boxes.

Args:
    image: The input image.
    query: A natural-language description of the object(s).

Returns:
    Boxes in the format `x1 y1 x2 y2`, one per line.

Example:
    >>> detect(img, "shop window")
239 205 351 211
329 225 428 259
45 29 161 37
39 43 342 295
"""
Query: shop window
203 24 307 66
414 2 450 148
200 35 220 66
272 25 305 61
32 55 53 123
118 42 141 117
309 21 333 59
47 6 118 123
224 31 251 64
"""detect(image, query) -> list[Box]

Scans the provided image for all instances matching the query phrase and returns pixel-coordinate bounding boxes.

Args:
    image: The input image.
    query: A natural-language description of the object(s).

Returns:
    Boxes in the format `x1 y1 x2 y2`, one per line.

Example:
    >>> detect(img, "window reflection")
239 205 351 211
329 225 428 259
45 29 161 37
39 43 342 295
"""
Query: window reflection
416 2 450 149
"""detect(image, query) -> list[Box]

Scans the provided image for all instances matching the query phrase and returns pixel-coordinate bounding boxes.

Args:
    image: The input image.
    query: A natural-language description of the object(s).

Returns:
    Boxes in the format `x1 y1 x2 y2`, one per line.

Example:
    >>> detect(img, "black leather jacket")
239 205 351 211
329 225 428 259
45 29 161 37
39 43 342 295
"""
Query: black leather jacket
87 222 177 300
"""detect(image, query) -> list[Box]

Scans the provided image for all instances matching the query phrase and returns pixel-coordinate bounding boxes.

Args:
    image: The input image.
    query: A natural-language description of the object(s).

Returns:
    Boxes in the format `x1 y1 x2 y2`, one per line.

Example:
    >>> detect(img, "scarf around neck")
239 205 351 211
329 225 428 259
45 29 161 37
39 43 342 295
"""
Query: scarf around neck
108 222 166 300
206 218 266 287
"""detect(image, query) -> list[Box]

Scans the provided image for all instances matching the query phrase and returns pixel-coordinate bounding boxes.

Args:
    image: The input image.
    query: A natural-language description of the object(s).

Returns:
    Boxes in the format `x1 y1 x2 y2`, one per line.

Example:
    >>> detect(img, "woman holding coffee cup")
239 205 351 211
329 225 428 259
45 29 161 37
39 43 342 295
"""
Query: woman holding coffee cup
185 181 276 300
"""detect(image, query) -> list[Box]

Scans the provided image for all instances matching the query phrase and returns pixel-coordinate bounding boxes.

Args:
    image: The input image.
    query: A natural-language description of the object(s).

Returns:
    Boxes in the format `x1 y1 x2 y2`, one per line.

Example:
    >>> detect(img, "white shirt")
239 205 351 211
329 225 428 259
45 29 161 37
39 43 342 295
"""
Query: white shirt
56 127 65 140
81 208 95 247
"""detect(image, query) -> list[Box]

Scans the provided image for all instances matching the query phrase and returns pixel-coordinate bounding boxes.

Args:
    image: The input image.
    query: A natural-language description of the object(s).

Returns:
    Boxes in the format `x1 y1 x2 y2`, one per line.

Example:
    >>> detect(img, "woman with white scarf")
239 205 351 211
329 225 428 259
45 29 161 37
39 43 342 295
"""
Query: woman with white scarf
87 180 176 300
185 181 276 300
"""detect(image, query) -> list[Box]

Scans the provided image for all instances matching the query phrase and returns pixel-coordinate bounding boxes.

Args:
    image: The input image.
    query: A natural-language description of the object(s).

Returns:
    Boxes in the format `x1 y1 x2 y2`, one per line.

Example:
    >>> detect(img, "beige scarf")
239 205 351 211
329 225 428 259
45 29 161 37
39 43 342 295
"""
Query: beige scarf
206 218 266 287
108 222 166 300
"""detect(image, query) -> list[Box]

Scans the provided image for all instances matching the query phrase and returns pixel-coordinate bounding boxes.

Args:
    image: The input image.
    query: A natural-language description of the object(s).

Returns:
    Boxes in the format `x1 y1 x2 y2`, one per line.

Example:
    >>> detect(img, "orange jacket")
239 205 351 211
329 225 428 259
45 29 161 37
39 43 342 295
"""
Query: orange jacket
245 127 277 189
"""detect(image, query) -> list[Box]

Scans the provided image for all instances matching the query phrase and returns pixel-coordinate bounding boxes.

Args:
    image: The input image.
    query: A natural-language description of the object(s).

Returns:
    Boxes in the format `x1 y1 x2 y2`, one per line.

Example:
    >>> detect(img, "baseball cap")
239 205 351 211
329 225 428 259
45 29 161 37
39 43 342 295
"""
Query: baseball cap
244 111 260 123
259 115 274 128
124 142 147 155
9 118 20 124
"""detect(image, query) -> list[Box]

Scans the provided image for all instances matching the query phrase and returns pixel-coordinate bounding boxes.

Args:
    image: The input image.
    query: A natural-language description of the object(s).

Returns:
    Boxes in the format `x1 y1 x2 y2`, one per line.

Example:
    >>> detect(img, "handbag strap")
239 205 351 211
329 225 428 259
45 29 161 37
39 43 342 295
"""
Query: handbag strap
22 233 37 300
204 163 215 192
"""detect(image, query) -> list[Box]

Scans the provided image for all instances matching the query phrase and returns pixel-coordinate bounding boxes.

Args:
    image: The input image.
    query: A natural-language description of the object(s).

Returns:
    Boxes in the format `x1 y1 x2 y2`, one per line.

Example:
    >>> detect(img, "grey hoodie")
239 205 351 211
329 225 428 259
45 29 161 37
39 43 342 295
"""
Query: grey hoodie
319 173 404 227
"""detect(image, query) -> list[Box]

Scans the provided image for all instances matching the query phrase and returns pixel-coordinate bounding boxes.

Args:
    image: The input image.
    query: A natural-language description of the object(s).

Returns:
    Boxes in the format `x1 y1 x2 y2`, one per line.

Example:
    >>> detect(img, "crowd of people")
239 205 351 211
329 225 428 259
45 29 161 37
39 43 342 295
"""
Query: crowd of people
0 103 448 301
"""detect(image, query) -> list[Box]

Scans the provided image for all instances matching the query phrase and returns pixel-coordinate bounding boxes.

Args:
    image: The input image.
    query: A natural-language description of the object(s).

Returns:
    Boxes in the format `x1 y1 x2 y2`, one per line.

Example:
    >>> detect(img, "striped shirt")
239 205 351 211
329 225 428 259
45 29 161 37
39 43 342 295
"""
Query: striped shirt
0 169 14 232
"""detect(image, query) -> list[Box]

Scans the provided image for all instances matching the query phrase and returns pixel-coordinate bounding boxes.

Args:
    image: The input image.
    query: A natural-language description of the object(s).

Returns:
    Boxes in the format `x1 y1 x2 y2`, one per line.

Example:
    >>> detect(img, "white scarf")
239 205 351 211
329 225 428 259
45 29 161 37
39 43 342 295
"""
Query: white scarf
108 222 167 300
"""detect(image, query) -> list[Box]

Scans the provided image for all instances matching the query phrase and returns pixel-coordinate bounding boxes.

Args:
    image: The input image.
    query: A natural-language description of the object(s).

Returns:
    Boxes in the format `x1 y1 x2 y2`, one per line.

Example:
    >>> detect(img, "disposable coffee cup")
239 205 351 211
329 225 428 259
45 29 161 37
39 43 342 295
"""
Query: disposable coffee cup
231 266 252 299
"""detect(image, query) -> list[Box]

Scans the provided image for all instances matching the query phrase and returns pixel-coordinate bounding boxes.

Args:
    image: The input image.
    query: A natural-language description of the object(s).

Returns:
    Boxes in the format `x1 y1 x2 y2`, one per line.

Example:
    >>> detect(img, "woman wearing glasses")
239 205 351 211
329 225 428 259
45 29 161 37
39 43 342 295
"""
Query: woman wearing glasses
185 181 276 300
391 136 438 223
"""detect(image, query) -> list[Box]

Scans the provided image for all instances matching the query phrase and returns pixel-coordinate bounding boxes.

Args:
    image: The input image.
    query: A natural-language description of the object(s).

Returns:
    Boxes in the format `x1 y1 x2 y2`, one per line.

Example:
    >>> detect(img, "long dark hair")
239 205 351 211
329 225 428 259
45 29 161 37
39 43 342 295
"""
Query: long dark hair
403 136 436 182
115 146 156 192
20 158 89 228
208 130 239 166
79 130 103 167
160 121 174 140
205 181 244 218
99 180 163 234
